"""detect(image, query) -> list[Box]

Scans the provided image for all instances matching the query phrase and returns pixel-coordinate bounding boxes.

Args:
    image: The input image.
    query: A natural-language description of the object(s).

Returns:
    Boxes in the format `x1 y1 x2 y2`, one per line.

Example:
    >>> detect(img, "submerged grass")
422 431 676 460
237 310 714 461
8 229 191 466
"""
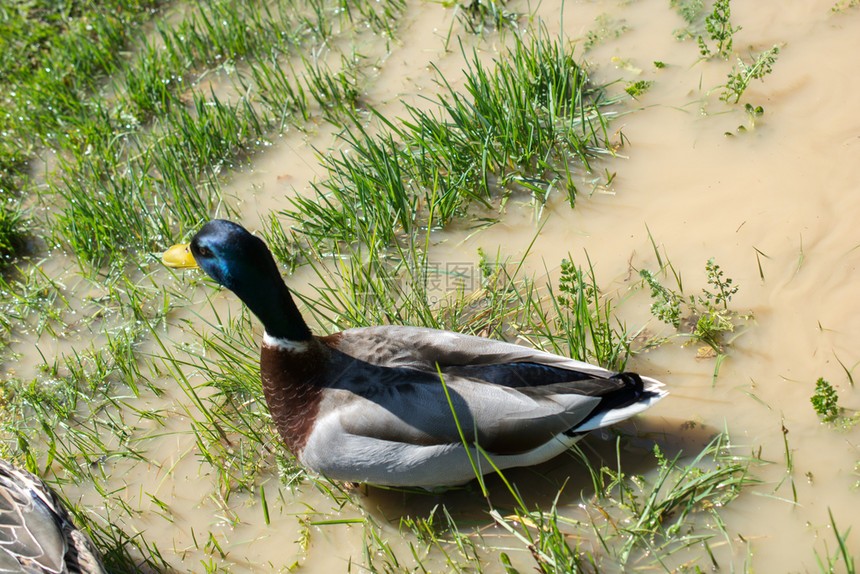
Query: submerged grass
486 433 759 572
521 255 633 370
457 0 520 34
816 509 857 574
3 0 396 267
280 28 620 252
0 268 176 570
285 219 628 371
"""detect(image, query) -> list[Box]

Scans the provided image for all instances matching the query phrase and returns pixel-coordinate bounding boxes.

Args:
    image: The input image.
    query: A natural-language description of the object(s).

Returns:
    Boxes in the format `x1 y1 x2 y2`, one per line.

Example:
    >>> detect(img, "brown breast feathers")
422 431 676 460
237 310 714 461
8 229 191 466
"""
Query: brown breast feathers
259 338 330 455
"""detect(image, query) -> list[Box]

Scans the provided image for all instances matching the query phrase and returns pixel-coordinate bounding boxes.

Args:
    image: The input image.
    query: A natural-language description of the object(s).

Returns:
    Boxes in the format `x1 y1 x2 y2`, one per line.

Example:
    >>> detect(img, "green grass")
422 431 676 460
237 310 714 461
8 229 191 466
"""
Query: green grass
519 255 633 370
340 426 761 572
0 268 174 571
10 7 452 574
148 303 296 493
0 261 76 339
0 1 168 266
279 29 621 253
283 224 527 337
0 201 26 268
816 509 857 574
0 2 165 151
488 434 760 571
1 0 400 267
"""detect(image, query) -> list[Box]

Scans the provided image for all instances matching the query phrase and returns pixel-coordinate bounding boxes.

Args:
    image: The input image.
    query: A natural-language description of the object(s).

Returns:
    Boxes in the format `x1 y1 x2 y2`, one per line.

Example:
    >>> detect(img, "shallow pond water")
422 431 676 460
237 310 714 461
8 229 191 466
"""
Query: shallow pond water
5 0 860 572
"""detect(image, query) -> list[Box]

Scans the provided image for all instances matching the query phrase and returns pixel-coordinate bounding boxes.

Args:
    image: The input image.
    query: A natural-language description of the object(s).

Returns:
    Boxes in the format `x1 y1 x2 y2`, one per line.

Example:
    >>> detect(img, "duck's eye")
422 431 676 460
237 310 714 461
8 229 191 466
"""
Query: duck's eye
197 246 212 257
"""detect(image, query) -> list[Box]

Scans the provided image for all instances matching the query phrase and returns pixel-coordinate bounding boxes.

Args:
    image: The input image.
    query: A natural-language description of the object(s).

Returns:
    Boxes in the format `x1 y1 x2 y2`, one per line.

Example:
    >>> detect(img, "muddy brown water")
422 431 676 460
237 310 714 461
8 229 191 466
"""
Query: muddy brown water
8 0 860 571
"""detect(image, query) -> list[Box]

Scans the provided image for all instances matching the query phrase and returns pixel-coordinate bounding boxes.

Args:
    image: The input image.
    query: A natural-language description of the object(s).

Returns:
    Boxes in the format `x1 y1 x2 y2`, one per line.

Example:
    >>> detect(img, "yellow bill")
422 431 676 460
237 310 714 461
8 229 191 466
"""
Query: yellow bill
161 243 198 269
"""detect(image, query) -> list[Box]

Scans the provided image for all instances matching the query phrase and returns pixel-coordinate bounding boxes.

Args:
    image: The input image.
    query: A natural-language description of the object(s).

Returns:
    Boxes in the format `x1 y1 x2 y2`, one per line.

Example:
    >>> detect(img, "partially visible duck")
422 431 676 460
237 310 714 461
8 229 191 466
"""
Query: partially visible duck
0 458 106 574
163 220 667 488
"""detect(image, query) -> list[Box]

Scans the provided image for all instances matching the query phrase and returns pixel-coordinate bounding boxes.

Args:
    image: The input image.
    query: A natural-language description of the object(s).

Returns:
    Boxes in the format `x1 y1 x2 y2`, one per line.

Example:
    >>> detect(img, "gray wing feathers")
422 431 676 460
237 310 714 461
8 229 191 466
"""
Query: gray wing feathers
335 374 603 455
335 325 614 377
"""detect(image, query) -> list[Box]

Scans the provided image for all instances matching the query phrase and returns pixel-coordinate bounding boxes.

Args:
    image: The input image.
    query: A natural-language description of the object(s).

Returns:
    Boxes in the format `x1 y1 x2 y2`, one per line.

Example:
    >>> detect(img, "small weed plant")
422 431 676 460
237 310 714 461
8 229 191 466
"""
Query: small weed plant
832 0 860 12
811 378 841 422
553 257 630 369
625 80 652 98
721 45 780 103
640 250 748 381
584 13 629 50
697 0 740 59
811 377 858 429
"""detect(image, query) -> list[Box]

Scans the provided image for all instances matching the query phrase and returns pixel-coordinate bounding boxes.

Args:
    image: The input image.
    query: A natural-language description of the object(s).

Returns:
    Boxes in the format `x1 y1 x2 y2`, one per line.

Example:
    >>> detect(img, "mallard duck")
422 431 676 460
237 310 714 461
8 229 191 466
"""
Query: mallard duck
0 458 106 574
162 220 667 488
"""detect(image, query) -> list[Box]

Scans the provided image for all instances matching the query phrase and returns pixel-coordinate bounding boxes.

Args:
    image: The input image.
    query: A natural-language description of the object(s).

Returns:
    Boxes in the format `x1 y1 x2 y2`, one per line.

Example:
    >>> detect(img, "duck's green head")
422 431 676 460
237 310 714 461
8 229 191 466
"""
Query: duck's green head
163 219 311 341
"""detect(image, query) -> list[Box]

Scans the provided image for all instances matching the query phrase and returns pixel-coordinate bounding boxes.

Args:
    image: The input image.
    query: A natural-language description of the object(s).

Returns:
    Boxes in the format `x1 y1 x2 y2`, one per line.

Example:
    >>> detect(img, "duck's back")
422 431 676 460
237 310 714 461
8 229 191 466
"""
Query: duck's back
326 325 620 375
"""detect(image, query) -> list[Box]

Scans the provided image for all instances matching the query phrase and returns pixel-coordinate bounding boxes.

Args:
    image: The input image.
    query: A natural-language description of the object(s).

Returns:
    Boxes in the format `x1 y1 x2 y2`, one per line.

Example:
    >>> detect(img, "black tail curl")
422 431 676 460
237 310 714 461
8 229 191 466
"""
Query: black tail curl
564 372 654 437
